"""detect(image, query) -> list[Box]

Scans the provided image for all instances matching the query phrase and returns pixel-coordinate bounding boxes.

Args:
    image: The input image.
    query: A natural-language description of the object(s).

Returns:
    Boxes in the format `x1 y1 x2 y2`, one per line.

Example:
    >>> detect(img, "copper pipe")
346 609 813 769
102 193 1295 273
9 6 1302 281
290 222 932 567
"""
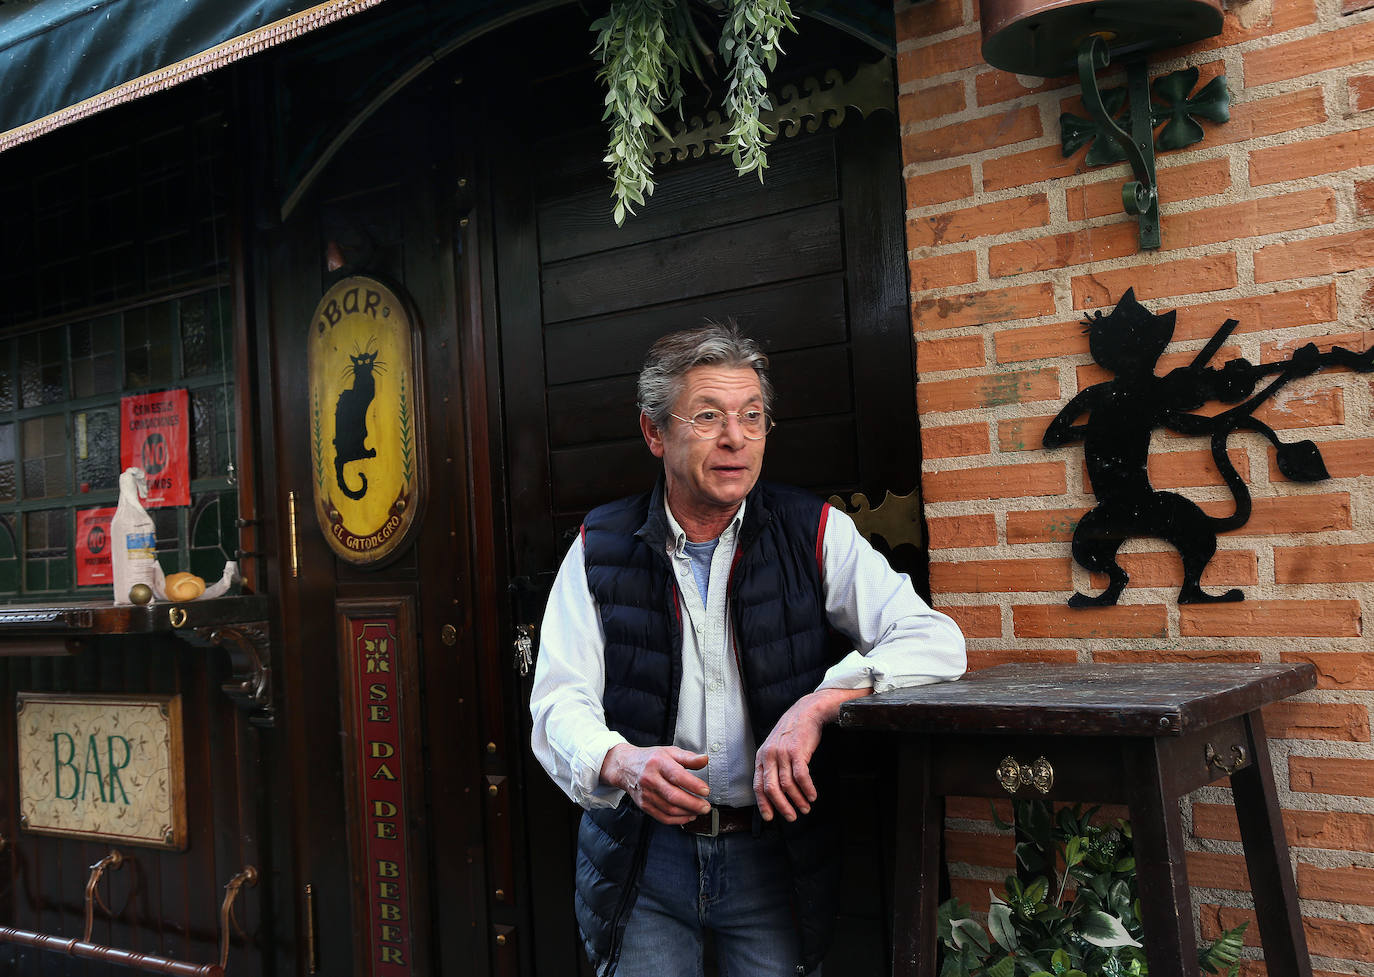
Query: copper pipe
0 926 222 976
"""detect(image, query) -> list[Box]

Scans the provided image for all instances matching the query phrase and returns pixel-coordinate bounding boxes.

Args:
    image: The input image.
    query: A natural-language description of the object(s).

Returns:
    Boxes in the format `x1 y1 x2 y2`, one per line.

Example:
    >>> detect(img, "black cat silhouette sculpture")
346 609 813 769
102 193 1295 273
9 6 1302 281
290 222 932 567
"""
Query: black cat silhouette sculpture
1043 289 1374 607
334 348 384 501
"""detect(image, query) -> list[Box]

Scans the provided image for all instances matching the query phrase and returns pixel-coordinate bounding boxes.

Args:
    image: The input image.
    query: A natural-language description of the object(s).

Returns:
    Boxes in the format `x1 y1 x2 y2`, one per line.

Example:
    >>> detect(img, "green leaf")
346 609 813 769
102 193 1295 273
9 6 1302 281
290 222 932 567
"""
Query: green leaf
984 954 1017 977
988 901 1019 952
950 918 990 954
1198 921 1248 975
1079 911 1143 948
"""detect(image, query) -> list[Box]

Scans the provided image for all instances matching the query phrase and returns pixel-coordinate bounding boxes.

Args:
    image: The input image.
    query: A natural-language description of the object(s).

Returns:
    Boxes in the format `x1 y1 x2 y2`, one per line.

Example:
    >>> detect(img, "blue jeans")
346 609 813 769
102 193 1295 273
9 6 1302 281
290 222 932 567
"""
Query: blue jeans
616 821 813 977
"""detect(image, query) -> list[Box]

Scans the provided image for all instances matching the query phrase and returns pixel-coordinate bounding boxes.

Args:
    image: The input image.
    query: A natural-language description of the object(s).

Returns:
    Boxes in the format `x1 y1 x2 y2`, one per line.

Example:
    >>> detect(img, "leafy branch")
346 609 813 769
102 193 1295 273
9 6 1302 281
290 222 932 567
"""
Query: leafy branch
591 0 796 224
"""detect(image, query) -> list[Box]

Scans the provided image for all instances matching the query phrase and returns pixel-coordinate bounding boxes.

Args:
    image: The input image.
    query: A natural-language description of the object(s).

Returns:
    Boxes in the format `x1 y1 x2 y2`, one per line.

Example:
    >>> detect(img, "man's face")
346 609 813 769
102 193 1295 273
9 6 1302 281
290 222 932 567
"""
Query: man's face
641 365 767 529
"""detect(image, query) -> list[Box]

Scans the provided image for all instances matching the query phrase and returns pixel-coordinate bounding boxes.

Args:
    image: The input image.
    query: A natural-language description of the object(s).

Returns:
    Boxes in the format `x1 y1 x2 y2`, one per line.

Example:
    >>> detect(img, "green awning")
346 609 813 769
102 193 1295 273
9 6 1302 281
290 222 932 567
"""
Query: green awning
0 0 395 151
0 0 897 155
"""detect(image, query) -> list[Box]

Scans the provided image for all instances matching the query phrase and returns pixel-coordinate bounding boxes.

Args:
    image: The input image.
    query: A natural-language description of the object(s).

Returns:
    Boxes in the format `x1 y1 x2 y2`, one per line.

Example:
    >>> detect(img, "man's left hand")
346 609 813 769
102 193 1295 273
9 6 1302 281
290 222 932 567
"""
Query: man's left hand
753 687 870 822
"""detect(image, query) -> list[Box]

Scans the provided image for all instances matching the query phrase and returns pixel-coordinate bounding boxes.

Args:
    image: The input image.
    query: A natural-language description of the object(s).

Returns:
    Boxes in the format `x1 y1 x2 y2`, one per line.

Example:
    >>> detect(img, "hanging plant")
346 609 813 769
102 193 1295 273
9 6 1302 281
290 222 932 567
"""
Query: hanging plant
938 800 1249 977
591 0 797 224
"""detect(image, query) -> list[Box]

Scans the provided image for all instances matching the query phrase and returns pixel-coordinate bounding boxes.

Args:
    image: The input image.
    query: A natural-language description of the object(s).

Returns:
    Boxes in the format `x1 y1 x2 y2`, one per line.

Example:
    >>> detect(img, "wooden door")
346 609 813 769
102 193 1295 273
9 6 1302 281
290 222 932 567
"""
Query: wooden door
476 15 922 976
256 72 503 977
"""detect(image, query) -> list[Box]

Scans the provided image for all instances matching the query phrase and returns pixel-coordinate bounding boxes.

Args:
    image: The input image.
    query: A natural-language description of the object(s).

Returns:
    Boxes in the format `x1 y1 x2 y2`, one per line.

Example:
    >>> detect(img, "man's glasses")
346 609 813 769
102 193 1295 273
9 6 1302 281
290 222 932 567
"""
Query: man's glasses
670 409 775 441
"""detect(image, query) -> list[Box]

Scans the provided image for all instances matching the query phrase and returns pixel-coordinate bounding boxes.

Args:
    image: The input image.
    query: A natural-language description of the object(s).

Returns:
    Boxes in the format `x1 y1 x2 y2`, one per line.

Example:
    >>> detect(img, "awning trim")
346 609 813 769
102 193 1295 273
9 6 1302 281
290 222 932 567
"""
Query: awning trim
0 0 389 154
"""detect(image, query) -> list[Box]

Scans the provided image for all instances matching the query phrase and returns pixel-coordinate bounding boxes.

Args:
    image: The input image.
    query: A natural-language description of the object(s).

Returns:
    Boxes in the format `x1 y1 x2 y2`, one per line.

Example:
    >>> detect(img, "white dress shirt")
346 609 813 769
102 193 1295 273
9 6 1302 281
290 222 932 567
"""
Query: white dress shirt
529 498 967 809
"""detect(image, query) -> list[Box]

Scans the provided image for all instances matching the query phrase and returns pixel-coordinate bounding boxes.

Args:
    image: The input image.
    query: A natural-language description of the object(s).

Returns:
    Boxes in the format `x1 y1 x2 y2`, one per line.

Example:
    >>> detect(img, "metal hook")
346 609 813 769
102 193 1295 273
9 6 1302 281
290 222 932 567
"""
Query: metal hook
1205 742 1248 775
219 865 258 970
83 850 124 943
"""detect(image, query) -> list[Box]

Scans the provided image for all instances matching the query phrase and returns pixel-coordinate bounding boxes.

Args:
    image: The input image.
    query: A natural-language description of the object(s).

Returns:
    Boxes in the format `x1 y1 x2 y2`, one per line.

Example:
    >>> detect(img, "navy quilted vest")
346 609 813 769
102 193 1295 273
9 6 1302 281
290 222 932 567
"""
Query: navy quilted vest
575 478 847 976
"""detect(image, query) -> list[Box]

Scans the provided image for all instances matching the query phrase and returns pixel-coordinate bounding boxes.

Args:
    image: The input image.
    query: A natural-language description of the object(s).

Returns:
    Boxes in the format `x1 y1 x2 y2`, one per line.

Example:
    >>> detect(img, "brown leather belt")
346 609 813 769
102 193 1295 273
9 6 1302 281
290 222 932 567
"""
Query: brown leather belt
681 805 755 837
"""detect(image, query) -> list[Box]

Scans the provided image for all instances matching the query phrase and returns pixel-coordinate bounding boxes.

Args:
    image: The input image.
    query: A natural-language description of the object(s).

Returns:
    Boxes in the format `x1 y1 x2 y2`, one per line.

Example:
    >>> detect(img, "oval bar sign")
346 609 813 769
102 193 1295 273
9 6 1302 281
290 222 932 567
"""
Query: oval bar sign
308 276 424 566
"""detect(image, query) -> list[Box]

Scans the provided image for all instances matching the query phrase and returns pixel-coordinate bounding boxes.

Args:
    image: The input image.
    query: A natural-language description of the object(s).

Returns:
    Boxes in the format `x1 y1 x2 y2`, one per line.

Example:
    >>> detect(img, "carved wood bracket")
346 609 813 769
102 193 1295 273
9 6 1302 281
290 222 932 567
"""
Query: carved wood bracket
180 622 274 728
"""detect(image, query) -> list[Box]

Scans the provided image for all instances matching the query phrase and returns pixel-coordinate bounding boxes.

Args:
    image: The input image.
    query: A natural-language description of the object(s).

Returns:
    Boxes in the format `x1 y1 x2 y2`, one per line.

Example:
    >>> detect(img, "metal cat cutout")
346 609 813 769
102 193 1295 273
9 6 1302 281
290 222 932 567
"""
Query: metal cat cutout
1042 288 1374 607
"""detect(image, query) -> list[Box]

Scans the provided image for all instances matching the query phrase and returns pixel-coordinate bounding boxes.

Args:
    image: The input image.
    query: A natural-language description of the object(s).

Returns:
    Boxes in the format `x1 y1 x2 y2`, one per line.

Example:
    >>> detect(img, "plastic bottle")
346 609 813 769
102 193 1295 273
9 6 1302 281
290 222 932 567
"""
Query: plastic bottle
111 467 159 604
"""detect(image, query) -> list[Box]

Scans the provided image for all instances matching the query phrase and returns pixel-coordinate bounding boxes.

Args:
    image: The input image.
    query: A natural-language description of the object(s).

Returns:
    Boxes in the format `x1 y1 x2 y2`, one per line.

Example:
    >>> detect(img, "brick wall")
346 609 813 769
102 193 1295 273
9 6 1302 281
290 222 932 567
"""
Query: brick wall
895 0 1374 971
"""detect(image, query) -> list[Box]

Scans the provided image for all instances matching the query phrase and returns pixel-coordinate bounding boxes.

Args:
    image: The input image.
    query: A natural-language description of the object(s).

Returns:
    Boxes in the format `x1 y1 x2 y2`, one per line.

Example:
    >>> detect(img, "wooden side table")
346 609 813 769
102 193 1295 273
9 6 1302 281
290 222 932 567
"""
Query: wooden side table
838 663 1316 977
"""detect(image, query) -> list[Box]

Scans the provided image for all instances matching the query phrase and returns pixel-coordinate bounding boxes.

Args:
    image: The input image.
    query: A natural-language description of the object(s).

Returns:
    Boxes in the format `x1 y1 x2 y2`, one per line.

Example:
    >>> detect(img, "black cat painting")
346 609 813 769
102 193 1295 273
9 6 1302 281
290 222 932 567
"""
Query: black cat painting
334 348 384 500
1043 288 1374 607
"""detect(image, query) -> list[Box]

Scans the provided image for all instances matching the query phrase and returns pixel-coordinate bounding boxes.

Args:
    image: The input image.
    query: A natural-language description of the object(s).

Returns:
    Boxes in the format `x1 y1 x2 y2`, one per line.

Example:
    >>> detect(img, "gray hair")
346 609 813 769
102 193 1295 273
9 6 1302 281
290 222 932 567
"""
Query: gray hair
637 320 774 429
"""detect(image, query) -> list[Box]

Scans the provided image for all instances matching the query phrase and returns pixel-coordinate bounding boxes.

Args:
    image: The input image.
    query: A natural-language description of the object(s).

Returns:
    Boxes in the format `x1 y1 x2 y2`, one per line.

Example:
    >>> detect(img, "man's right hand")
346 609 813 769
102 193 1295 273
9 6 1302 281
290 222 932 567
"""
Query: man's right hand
600 744 711 824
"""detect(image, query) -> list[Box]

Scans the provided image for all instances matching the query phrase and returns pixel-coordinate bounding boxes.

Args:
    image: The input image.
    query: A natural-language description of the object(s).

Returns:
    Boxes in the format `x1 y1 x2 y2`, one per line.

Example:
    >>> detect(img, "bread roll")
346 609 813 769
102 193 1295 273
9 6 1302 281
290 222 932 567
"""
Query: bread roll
165 572 206 602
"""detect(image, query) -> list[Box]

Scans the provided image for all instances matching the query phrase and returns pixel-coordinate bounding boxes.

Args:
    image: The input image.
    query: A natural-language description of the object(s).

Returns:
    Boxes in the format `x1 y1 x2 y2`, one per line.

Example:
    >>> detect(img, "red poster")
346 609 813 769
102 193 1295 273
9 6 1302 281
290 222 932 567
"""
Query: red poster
120 390 190 507
76 507 117 586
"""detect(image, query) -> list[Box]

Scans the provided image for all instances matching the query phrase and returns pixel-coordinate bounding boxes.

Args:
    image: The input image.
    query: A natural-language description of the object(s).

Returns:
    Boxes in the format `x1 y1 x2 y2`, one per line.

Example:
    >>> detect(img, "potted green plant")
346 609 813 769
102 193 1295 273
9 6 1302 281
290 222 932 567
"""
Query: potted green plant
937 800 1248 977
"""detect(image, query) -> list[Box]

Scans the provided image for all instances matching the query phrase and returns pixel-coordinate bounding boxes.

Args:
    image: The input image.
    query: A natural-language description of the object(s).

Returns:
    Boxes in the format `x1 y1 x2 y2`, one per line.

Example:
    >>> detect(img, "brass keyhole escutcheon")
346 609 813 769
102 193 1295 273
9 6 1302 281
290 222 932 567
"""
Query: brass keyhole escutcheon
996 755 1054 795
441 624 457 646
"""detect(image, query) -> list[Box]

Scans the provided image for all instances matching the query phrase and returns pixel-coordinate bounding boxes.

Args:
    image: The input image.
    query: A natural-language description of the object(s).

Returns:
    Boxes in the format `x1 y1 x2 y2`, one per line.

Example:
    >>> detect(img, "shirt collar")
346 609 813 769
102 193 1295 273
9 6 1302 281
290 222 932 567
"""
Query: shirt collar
663 498 746 554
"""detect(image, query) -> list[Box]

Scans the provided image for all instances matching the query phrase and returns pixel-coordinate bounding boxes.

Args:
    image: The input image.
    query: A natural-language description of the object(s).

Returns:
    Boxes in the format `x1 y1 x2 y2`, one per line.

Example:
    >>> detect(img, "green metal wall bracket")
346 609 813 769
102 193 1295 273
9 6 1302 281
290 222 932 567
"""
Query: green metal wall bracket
1060 36 1230 251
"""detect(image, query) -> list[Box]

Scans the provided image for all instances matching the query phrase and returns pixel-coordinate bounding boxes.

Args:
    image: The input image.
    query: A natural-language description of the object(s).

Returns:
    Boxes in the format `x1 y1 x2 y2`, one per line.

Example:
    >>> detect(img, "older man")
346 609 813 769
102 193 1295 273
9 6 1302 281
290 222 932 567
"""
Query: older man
530 322 965 977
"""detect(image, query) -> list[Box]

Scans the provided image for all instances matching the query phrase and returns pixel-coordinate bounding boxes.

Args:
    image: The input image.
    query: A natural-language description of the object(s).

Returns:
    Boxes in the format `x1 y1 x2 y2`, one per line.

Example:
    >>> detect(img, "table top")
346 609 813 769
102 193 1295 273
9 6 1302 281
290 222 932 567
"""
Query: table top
838 662 1316 737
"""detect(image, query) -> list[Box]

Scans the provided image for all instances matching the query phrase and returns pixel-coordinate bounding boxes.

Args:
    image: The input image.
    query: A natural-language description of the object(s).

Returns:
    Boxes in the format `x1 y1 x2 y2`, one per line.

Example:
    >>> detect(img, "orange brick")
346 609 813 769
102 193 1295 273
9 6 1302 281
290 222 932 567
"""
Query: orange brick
1272 438 1374 481
1168 285 1337 344
897 31 982 84
947 830 1014 867
1006 508 1085 543
947 795 1014 822
1194 801 1374 850
924 461 1067 501
981 88 1326 193
1359 177 1374 215
1188 851 1252 891
905 165 975 206
948 877 994 913
1264 701 1370 741
1067 157 1231 221
1298 864 1374 906
997 416 1052 452
896 0 966 39
1186 0 1317 53
918 368 1060 413
903 106 1043 164
936 603 1001 637
1349 0 1374 15
917 335 984 373
1284 651 1374 690
1165 188 1337 250
974 68 1070 107
1093 648 1261 664
969 648 1077 669
927 513 998 549
922 422 991 459
1291 755 1374 796
1088 549 1258 590
989 223 1137 278
930 557 1071 593
1180 599 1361 638
1244 19 1374 87
1255 228 1374 282
995 319 1089 364
1072 254 1237 309
909 193 1050 247
1204 903 1374 961
1011 603 1168 638
898 81 966 127
1353 75 1374 113
1253 386 1344 430
913 282 1057 331
908 250 978 290
1278 541 1374 583
1251 129 1374 185
1262 329 1374 363
1138 447 1248 490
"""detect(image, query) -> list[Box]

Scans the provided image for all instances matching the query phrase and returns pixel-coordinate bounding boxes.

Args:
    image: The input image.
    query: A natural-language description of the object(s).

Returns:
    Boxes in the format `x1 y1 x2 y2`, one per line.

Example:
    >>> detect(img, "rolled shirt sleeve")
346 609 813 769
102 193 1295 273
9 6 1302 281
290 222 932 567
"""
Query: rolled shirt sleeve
815 507 967 693
528 534 629 809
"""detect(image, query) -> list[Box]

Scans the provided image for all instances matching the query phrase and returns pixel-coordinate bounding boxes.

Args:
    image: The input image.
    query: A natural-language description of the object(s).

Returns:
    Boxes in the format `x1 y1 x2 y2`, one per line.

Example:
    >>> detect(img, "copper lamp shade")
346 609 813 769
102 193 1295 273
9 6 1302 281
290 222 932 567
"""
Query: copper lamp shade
981 0 1225 77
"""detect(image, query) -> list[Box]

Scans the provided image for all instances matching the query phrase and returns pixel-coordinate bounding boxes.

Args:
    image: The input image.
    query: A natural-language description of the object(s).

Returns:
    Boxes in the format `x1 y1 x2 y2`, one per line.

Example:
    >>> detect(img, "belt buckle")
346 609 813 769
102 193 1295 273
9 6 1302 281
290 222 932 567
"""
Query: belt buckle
688 806 720 837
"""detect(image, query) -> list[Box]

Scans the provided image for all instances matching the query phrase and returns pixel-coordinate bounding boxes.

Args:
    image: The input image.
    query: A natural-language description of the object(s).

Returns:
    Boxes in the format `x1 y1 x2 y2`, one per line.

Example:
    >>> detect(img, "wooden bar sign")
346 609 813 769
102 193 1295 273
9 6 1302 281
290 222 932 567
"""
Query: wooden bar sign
16 693 186 849
337 599 424 976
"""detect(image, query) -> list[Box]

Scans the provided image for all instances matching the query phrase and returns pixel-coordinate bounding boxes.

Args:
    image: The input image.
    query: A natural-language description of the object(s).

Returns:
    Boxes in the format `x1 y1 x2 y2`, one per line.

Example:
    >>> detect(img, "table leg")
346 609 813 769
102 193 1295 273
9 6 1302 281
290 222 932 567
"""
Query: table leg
1232 710 1313 977
1124 738 1193 977
891 735 942 977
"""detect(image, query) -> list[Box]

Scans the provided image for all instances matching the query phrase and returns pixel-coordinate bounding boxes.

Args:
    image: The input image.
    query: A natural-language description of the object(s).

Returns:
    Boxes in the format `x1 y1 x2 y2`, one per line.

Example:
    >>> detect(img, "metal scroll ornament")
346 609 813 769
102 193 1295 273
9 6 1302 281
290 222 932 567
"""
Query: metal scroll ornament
650 59 894 166
825 488 923 550
997 755 1055 795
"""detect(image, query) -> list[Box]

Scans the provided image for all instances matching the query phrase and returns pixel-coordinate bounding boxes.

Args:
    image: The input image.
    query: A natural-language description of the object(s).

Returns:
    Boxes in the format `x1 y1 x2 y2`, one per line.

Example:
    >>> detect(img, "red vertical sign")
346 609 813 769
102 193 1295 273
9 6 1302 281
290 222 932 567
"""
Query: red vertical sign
120 390 190 507
75 507 117 586
351 618 413 976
